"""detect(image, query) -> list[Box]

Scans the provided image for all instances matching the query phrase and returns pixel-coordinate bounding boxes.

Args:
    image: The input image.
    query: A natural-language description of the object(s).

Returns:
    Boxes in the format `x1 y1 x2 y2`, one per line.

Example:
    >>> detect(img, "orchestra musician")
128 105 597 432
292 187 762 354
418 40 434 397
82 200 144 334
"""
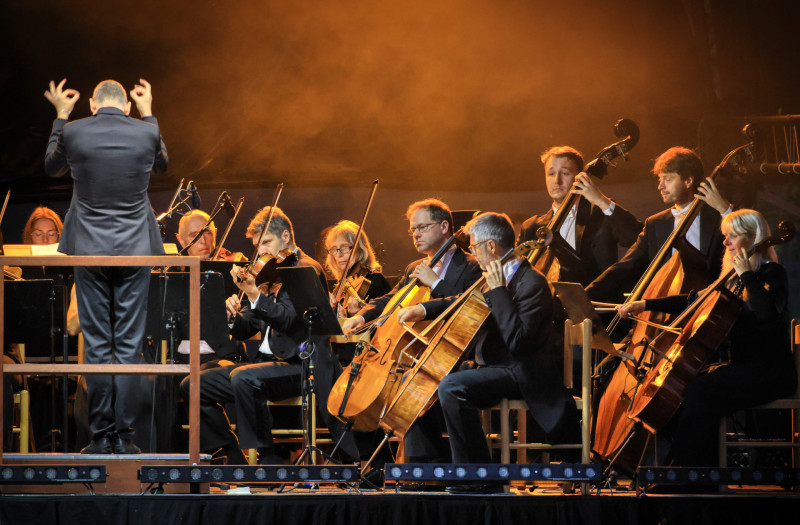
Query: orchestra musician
43 77 168 455
341 198 482 464
22 206 62 245
175 209 217 260
397 212 579 493
586 147 732 303
325 219 391 363
518 146 642 286
616 209 796 467
179 206 357 465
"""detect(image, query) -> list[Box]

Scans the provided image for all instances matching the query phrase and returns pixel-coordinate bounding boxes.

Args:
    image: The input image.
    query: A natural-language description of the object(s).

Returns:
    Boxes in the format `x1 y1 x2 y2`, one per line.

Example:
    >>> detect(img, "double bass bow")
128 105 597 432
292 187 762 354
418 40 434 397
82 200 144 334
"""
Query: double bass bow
529 119 640 281
628 221 796 432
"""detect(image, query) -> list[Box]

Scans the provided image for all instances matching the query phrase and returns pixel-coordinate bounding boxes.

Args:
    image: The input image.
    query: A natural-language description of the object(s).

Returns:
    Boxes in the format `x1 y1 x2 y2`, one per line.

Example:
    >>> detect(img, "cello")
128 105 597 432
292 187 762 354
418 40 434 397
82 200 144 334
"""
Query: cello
628 221 796 432
378 241 538 439
528 119 639 282
326 233 462 432
592 143 755 468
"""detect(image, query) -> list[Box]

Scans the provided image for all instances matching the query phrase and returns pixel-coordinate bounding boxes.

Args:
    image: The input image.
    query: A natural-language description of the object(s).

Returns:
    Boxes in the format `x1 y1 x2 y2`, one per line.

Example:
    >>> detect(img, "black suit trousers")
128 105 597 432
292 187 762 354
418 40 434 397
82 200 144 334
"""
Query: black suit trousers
74 265 150 439
438 366 523 463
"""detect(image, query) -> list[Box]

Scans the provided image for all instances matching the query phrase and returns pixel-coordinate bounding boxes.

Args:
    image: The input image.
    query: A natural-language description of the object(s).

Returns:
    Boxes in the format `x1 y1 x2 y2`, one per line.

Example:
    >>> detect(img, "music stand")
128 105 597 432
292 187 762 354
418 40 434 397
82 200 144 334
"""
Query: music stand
143 271 230 452
200 260 241 299
551 281 633 361
276 266 344 467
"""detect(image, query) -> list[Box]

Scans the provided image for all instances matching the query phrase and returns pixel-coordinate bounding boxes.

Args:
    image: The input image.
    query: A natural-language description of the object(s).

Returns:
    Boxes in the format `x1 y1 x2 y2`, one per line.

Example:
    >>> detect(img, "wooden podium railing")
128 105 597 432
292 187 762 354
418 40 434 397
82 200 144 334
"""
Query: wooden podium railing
0 255 202 464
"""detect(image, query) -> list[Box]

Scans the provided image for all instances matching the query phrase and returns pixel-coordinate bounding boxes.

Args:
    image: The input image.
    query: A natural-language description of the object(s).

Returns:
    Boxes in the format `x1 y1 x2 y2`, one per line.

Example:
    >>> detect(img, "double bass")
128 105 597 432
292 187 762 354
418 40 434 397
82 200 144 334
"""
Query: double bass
528 119 639 282
592 143 755 469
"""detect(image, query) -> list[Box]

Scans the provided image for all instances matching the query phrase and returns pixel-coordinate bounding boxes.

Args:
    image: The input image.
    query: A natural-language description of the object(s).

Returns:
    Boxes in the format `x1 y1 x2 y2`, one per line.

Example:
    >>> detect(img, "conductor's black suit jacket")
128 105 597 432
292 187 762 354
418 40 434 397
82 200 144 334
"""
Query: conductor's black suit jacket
44 106 168 255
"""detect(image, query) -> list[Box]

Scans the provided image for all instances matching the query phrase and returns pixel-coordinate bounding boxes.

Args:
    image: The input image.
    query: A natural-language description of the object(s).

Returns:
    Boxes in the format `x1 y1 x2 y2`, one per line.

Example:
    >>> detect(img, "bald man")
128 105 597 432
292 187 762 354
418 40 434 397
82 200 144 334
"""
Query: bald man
176 209 217 260
44 78 168 455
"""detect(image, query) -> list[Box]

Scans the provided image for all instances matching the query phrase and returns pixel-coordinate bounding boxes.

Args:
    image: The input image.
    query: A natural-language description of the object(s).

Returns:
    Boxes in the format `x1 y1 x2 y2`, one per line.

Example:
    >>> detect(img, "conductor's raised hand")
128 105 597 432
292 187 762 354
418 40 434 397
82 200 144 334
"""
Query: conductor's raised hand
44 79 80 119
130 78 153 118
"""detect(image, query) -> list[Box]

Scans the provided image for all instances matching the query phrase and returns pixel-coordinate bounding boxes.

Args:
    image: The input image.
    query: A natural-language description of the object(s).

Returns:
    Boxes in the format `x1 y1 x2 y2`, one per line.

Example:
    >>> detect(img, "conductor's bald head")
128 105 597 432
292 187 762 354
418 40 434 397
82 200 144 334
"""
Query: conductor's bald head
90 80 131 115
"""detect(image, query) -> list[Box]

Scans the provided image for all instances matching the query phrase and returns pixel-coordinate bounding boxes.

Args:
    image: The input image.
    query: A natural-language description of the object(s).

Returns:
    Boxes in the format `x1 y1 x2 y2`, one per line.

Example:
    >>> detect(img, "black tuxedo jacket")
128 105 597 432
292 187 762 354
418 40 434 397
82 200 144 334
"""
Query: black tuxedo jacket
422 262 575 438
45 107 168 256
518 198 642 286
586 204 725 302
357 247 482 323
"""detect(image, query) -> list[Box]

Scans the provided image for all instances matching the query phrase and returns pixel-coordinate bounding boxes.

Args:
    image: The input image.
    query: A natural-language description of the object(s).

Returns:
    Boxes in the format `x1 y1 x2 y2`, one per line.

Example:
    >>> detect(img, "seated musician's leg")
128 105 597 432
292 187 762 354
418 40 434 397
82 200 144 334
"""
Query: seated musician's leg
438 366 520 463
229 361 302 461
179 364 245 463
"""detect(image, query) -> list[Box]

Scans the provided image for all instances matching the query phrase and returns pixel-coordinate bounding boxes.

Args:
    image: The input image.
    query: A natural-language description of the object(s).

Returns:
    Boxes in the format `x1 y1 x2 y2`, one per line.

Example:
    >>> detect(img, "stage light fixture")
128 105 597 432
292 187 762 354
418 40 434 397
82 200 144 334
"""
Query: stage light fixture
138 465 360 484
384 463 603 482
0 465 106 484
637 467 800 487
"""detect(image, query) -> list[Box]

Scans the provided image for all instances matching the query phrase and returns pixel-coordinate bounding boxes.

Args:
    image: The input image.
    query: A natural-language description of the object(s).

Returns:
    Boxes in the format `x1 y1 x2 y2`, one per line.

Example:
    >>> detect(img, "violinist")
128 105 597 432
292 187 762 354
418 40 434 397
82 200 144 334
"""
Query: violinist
616 209 796 467
22 206 62 245
324 220 391 363
179 206 357 465
518 146 642 286
587 146 732 303
175 209 216 260
397 212 579 493
340 198 481 464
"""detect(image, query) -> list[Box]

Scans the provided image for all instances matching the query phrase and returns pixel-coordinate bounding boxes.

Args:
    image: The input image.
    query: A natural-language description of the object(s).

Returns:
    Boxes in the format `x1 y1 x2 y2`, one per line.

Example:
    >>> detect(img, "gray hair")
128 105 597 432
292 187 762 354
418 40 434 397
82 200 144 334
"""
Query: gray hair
92 80 127 106
247 206 295 244
465 212 515 251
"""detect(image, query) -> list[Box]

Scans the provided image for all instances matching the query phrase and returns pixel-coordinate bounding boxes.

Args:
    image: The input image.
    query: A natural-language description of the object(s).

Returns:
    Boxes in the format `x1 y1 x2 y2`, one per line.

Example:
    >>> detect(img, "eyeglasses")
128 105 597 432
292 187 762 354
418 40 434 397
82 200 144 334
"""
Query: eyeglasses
468 240 489 254
407 222 442 236
31 230 59 241
327 245 353 256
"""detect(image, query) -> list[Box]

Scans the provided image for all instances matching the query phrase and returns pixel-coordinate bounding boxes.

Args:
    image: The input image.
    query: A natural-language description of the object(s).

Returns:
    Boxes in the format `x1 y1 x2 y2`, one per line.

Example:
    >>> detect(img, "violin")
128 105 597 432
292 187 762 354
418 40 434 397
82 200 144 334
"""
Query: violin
236 248 297 287
213 246 247 262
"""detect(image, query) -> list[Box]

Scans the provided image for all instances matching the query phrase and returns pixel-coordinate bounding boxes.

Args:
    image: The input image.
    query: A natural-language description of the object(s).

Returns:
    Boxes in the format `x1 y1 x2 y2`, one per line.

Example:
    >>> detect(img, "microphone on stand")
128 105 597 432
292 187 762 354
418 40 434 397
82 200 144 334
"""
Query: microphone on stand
187 181 202 209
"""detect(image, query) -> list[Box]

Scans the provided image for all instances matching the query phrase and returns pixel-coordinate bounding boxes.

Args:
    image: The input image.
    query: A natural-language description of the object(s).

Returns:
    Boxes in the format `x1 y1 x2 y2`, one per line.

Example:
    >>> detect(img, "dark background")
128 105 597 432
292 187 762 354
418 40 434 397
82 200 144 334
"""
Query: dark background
1 0 798 301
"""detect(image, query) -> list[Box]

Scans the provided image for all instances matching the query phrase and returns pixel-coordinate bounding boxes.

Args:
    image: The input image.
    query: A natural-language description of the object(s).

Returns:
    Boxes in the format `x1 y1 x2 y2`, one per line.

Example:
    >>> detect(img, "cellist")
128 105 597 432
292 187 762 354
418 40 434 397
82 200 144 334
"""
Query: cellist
397 212 579 494
340 198 481 465
518 146 642 286
617 209 796 467
587 147 732 303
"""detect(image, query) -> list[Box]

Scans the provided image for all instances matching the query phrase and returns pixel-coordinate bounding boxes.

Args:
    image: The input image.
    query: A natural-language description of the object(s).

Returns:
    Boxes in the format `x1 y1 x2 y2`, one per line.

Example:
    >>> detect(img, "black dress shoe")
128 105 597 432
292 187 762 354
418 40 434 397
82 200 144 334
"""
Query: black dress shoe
80 435 112 454
445 482 504 494
112 433 141 454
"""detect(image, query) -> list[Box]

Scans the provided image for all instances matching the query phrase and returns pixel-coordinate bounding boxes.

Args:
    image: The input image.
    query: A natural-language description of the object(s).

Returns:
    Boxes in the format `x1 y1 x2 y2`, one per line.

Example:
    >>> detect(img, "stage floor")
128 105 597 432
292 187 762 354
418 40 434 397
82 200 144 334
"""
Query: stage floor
1 487 800 525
